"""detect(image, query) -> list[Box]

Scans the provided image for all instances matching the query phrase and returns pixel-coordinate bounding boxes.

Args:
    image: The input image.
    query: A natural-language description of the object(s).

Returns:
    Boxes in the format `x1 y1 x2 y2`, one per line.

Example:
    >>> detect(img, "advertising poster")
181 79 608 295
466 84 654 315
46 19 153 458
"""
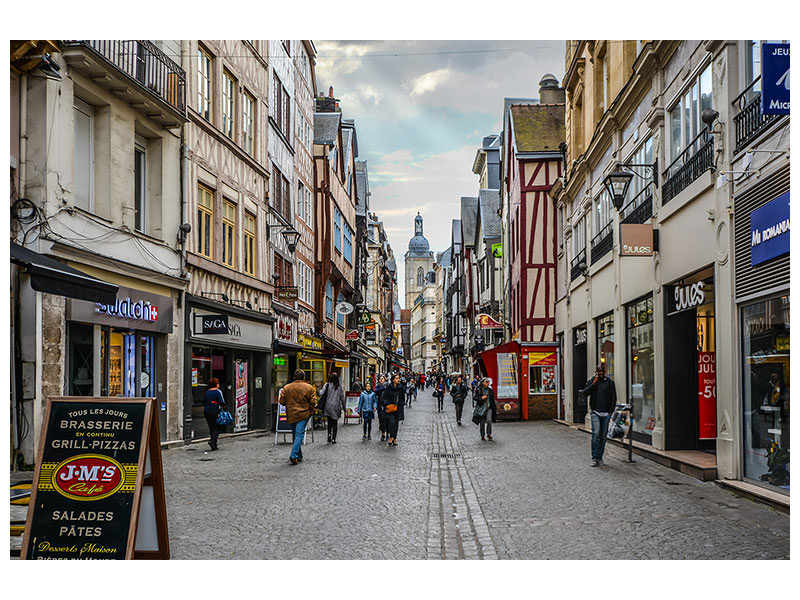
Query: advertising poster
234 360 248 433
496 353 518 399
345 392 361 421
22 400 147 559
698 351 717 439
275 403 292 432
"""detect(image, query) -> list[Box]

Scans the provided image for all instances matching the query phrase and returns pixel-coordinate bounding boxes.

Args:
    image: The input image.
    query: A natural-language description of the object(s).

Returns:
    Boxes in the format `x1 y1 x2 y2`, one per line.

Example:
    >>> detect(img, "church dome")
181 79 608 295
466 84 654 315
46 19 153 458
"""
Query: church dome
407 212 431 255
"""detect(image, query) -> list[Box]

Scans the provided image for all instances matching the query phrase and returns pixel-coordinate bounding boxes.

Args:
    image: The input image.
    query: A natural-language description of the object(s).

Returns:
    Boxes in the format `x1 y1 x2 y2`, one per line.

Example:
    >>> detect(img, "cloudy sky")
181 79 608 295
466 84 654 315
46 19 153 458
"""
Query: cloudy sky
315 40 565 306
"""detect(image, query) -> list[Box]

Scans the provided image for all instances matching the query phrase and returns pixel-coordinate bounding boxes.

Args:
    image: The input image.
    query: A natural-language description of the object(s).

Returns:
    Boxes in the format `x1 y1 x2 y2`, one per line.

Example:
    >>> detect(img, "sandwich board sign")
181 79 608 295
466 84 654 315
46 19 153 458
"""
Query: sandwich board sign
21 397 169 560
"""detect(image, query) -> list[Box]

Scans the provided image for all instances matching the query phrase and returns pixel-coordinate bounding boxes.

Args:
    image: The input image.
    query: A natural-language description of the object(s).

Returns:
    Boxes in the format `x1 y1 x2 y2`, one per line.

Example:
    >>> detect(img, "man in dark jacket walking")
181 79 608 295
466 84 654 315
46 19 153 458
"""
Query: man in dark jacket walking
449 375 469 425
582 364 617 467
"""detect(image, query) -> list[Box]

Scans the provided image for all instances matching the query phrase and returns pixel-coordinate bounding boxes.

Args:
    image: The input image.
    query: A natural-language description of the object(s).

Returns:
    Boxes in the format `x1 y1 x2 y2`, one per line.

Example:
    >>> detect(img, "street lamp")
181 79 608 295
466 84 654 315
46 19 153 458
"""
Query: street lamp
267 223 301 253
603 169 634 210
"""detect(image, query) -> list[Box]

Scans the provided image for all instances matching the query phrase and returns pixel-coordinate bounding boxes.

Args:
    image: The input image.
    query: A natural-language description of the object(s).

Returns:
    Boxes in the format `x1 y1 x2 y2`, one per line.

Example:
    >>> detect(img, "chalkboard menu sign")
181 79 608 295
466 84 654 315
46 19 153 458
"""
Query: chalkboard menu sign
21 397 169 560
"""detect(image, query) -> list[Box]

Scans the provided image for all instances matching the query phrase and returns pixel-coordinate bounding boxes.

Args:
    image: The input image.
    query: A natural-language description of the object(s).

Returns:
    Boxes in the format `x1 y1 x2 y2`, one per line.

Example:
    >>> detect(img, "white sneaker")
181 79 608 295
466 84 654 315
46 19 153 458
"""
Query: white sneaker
591 459 599 467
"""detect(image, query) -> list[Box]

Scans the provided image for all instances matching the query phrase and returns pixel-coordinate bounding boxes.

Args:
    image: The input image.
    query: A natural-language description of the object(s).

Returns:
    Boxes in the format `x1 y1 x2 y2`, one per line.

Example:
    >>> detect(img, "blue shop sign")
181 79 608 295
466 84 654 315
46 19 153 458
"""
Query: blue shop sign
750 191 790 266
761 43 790 115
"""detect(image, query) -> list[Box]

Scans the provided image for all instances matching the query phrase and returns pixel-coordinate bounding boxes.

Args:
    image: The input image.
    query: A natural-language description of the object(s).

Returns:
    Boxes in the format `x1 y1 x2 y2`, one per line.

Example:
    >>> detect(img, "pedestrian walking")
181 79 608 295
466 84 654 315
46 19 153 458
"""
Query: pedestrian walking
475 377 496 441
435 376 445 411
449 375 468 425
381 373 405 446
319 371 346 444
203 377 226 451
581 364 617 467
358 381 378 440
405 378 415 406
281 369 317 465
375 375 390 441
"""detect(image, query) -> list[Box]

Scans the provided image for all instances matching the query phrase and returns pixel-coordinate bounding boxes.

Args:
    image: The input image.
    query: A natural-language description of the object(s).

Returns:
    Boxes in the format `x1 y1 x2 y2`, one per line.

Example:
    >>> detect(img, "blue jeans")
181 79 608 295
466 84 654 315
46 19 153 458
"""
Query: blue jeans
290 418 308 460
591 412 611 461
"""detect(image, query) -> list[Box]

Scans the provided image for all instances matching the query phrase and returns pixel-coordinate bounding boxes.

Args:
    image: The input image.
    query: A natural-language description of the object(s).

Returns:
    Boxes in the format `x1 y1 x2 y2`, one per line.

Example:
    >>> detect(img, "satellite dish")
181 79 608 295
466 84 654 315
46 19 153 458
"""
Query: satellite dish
335 302 354 315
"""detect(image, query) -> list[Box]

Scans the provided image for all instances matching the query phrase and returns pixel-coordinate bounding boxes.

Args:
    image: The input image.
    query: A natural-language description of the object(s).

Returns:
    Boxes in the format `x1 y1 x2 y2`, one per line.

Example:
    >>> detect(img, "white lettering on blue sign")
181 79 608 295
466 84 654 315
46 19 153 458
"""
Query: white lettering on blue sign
750 191 790 266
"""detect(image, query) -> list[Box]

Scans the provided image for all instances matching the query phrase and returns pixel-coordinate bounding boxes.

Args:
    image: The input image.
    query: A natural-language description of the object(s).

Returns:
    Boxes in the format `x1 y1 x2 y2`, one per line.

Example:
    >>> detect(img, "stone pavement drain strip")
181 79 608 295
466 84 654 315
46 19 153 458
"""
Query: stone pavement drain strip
426 413 498 560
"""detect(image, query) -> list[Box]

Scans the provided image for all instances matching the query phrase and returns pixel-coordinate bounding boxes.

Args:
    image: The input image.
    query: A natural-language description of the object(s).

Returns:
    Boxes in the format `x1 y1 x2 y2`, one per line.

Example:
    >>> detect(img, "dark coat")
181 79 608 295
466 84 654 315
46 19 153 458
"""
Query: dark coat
375 382 390 416
203 388 226 414
478 385 497 415
582 376 617 414
381 384 405 421
450 382 468 404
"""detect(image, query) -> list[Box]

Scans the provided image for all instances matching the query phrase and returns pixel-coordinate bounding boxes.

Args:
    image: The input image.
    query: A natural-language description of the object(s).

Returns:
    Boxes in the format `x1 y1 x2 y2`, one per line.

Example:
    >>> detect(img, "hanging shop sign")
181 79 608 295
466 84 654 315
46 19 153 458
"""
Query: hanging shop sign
666 281 707 316
360 310 374 325
698 351 717 440
761 43 790 115
619 224 654 256
491 242 503 258
67 286 173 334
336 301 354 315
276 315 297 342
365 329 376 342
750 191 790 266
345 330 359 341
276 286 299 301
477 313 504 329
298 333 323 351
21 397 169 560
190 309 272 348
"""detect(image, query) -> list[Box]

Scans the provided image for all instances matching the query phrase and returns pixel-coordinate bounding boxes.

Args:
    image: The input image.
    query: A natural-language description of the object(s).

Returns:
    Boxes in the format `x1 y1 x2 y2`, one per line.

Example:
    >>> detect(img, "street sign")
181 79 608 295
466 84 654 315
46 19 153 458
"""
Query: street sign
761 43 790 115
276 286 298 301
21 397 169 560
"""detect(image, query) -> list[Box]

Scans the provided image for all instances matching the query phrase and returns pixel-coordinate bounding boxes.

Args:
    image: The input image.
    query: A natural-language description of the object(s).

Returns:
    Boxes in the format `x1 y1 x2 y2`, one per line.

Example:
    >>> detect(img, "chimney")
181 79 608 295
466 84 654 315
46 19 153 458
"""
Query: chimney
329 86 334 98
538 73 565 104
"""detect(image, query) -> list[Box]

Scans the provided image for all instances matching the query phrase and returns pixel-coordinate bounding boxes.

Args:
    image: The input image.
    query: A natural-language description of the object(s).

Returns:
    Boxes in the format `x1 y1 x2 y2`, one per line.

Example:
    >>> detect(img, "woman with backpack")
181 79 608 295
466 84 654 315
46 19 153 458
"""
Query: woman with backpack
318 371 346 444
381 373 405 447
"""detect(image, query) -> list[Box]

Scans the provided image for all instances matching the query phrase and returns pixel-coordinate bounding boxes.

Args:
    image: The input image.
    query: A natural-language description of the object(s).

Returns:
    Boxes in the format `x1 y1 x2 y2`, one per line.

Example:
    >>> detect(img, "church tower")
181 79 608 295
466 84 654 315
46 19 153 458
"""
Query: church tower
404 212 434 309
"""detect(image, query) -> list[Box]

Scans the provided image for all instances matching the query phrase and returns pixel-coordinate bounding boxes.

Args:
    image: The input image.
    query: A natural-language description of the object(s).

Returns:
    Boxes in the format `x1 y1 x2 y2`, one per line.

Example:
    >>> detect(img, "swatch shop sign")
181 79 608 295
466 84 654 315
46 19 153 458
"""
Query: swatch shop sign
67 286 173 333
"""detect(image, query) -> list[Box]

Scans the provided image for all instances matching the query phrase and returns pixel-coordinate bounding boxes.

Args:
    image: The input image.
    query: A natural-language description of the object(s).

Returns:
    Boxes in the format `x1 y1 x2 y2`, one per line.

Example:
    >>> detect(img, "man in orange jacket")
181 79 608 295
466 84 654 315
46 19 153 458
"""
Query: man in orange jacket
280 369 317 465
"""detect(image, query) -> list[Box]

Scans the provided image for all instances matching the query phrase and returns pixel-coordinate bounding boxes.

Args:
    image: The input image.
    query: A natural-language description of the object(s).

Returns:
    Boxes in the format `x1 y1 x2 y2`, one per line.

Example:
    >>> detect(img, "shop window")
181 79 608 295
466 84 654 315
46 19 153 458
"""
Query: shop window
222 200 236 267
596 312 614 379
67 322 94 396
197 184 214 258
627 296 655 439
529 365 556 394
741 295 790 490
300 359 326 388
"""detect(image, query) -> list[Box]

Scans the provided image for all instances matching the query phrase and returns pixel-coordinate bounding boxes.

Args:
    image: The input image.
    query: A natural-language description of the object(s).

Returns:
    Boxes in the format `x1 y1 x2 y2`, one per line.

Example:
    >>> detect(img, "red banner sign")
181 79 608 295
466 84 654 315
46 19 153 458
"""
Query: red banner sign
477 313 503 329
345 330 359 341
698 351 717 439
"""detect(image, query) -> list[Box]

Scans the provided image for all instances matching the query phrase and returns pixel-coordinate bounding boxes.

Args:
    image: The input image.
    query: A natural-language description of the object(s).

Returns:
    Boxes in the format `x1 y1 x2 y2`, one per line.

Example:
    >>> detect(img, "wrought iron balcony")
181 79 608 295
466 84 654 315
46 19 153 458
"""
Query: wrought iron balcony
662 129 713 205
732 77 780 154
620 183 654 224
570 249 586 281
62 40 187 127
590 222 613 264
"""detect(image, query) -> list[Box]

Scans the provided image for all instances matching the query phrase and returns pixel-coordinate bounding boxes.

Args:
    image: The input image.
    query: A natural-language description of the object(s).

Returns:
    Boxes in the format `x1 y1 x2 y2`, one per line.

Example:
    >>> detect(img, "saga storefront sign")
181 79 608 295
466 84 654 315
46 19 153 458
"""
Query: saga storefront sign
67 286 173 333
190 309 272 348
750 191 790 266
761 43 790 115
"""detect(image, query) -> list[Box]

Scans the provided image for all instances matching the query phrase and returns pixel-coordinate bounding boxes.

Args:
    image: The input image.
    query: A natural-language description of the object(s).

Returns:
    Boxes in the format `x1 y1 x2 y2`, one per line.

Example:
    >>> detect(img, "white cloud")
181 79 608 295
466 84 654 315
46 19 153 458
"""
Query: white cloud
407 68 452 96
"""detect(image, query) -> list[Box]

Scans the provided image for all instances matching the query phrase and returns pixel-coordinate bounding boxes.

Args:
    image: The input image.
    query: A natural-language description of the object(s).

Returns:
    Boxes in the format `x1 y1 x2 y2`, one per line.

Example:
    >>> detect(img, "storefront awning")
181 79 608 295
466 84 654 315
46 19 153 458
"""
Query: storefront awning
11 242 118 304
349 350 370 361
274 339 304 353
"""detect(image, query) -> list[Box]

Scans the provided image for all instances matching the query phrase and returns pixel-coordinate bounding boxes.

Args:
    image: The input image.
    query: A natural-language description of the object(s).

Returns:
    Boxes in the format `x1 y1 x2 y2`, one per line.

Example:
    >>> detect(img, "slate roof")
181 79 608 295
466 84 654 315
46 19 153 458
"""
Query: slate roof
478 190 502 241
460 197 479 249
509 104 566 153
314 112 341 145
437 247 452 269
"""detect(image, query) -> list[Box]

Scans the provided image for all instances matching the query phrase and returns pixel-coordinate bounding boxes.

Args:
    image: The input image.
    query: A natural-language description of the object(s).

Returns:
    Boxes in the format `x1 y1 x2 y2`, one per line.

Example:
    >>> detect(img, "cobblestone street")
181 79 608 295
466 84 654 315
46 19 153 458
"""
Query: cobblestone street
162 388 789 560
